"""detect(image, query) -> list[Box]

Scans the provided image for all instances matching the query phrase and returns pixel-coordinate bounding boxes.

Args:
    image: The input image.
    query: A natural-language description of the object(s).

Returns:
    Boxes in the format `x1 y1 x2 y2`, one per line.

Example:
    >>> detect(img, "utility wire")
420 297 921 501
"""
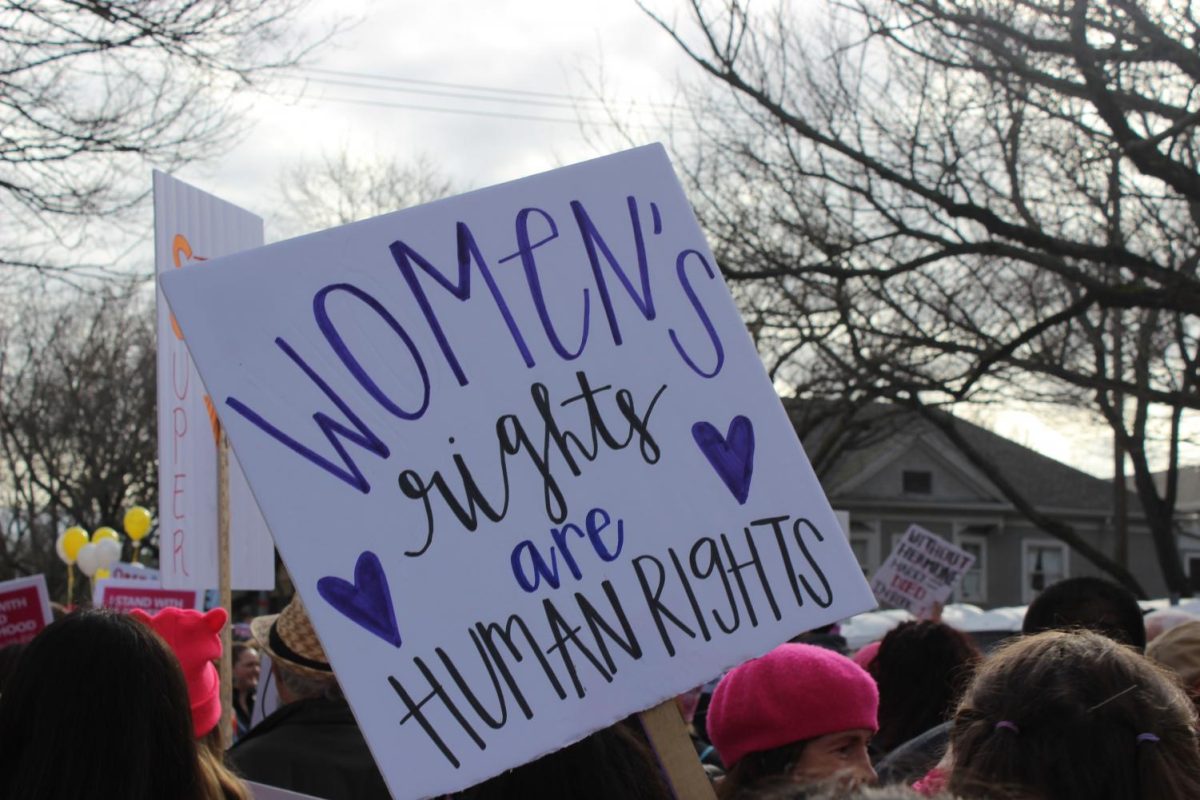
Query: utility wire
319 94 618 125
284 67 685 115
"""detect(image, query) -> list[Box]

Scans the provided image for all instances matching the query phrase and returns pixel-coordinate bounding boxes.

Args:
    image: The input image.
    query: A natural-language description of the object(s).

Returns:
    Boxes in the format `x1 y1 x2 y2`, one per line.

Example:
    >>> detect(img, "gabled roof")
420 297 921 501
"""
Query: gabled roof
784 400 1117 513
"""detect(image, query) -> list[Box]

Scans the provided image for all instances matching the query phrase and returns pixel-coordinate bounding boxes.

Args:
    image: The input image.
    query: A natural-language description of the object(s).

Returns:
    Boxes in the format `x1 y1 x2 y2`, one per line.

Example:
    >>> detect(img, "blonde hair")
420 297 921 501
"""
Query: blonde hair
197 728 252 800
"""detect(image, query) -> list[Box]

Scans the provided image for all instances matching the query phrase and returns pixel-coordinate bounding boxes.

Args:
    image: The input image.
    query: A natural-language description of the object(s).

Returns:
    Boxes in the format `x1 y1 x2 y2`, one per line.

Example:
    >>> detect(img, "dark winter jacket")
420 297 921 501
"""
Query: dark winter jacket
230 696 390 800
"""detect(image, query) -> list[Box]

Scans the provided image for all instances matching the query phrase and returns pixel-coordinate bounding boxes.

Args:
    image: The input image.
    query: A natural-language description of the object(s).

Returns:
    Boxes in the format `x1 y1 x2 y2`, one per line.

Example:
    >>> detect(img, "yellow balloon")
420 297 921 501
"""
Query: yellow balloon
62 526 89 562
92 526 119 544
94 568 111 580
123 507 152 541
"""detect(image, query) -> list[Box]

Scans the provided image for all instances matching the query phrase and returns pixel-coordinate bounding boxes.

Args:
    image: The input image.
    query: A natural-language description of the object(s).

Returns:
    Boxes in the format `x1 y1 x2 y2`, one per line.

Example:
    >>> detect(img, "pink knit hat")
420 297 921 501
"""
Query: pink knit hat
131 607 227 737
707 643 879 767
852 641 881 670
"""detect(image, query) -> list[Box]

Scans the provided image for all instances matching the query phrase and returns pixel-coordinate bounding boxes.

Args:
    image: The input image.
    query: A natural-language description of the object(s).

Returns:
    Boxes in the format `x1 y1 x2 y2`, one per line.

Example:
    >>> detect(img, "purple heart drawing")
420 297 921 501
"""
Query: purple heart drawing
692 415 755 505
317 550 403 648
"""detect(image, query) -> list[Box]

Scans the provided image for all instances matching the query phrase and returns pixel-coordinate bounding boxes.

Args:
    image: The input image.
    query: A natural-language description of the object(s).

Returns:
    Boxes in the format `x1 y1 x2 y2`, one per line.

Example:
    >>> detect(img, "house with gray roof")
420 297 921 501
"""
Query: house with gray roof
787 401 1179 607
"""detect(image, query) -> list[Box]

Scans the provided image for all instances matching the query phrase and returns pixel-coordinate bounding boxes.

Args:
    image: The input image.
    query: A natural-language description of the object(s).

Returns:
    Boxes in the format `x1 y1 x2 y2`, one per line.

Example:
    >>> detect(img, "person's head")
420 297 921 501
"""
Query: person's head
0 610 205 800
1144 609 1198 642
232 641 261 692
728 780 955 799
948 629 1200 800
1147 619 1200 700
453 721 672 800
868 621 980 754
1021 576 1146 651
0 642 26 697
250 594 338 704
708 643 879 798
131 606 227 738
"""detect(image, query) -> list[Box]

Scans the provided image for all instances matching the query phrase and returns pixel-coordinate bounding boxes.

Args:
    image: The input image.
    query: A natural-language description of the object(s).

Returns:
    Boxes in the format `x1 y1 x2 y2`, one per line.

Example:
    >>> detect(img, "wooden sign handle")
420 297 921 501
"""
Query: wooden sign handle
638 699 718 800
217 430 234 748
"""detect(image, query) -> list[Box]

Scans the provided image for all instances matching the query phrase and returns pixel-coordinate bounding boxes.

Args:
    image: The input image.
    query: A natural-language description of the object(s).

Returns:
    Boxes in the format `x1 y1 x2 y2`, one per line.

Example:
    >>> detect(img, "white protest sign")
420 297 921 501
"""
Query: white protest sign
870 524 976 616
245 782 324 800
161 144 876 799
110 562 161 582
154 172 276 590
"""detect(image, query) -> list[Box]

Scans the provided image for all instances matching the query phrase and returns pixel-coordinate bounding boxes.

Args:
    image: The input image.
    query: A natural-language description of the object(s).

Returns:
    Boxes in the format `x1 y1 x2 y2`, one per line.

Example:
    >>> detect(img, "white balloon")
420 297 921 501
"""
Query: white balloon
96 538 121 569
76 542 102 577
55 532 69 564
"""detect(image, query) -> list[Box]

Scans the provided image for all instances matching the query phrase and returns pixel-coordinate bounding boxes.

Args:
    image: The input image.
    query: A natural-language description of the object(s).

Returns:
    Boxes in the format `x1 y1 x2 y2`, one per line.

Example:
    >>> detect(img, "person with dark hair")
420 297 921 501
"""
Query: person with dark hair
133 606 252 800
948 629 1200 799
450 720 673 799
868 621 980 757
230 595 389 800
0 641 25 698
1021 575 1146 651
231 641 260 739
0 609 208 800
707 643 879 799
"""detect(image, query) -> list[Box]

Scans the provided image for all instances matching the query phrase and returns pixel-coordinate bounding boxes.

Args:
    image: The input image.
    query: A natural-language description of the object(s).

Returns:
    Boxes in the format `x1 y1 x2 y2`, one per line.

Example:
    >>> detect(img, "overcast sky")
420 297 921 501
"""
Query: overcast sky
173 0 694 233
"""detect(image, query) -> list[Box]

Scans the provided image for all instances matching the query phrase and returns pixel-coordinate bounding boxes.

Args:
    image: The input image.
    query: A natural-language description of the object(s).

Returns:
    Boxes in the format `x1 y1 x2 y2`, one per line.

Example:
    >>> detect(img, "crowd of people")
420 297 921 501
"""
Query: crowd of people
1 576 1200 799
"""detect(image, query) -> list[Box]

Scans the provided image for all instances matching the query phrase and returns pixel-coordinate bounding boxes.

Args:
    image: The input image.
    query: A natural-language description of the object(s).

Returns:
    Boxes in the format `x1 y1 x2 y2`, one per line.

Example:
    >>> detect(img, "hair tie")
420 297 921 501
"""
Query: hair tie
1136 733 1160 745
994 720 1020 734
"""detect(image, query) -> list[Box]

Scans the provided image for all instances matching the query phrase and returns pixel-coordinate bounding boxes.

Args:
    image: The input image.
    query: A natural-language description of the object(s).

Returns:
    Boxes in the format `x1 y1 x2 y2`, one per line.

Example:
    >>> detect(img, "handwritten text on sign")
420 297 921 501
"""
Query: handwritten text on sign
161 145 876 799
870 524 975 616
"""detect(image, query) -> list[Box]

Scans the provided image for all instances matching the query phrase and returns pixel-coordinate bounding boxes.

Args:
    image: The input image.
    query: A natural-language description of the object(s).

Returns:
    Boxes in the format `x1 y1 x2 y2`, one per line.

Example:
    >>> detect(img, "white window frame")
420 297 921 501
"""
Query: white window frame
952 530 989 604
848 519 881 577
1181 547 1200 593
1022 539 1070 605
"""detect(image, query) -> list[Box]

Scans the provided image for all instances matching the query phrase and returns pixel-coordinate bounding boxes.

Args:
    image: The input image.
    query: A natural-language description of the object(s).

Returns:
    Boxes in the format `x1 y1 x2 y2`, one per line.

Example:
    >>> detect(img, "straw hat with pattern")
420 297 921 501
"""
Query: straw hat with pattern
250 595 332 680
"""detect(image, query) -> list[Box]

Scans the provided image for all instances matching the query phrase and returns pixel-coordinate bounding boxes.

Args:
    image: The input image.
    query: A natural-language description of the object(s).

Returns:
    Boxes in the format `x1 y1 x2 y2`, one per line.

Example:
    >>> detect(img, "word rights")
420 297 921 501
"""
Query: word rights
161 144 876 799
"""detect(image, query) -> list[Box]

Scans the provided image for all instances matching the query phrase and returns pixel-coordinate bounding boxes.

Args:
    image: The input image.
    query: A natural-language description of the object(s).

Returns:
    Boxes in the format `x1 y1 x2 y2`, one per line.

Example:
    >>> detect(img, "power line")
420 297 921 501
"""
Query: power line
286 74 603 113
320 94 615 125
288 66 684 114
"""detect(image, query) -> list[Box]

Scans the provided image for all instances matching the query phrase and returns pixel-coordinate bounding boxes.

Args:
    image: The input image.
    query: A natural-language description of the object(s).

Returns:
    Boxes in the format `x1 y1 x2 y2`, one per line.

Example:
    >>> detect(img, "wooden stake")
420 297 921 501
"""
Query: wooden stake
217 429 234 748
638 700 718 800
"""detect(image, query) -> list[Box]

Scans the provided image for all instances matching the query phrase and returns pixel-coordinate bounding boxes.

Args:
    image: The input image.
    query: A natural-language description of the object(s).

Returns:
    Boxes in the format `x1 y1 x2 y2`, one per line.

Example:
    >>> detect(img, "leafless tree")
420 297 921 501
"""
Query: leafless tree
1 0 329 279
639 0 1200 594
0 288 157 597
274 148 458 237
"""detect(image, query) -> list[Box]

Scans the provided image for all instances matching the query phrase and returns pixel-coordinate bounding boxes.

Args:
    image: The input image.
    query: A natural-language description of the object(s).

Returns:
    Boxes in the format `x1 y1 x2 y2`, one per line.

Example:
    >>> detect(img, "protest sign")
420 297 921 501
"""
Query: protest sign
110 562 161 582
246 782 324 800
870 524 976 616
0 575 52 647
154 172 275 590
94 578 202 613
161 143 876 799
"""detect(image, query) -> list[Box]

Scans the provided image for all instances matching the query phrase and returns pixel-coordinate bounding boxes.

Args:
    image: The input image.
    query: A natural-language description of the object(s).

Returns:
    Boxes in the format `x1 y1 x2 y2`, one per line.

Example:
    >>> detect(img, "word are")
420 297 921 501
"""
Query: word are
510 507 625 592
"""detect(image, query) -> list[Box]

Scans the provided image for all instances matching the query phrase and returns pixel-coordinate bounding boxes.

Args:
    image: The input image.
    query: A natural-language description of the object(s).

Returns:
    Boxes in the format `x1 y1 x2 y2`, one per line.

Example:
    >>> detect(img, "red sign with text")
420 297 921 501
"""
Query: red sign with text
0 576 52 647
96 580 200 613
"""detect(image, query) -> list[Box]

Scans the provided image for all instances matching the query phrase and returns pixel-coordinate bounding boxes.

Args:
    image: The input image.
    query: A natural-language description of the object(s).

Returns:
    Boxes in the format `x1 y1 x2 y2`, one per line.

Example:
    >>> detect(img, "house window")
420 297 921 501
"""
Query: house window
1023 540 1069 604
902 470 932 494
848 520 881 578
953 530 989 604
1187 554 1200 594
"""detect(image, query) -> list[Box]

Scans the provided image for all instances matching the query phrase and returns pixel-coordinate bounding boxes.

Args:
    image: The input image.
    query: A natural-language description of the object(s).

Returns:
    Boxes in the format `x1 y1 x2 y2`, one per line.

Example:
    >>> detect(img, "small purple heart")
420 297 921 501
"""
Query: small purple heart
317 550 402 648
692 415 755 505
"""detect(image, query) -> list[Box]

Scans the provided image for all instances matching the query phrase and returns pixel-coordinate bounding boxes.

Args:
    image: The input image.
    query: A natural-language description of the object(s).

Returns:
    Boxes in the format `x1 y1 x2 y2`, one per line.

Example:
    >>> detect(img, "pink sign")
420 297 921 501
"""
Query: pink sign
0 575 53 647
95 579 201 612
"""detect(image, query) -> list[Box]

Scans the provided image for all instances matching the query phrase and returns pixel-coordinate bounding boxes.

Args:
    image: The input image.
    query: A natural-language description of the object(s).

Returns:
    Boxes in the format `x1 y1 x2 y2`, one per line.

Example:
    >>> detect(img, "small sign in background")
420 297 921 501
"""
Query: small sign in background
0 574 53 647
870 524 975 617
